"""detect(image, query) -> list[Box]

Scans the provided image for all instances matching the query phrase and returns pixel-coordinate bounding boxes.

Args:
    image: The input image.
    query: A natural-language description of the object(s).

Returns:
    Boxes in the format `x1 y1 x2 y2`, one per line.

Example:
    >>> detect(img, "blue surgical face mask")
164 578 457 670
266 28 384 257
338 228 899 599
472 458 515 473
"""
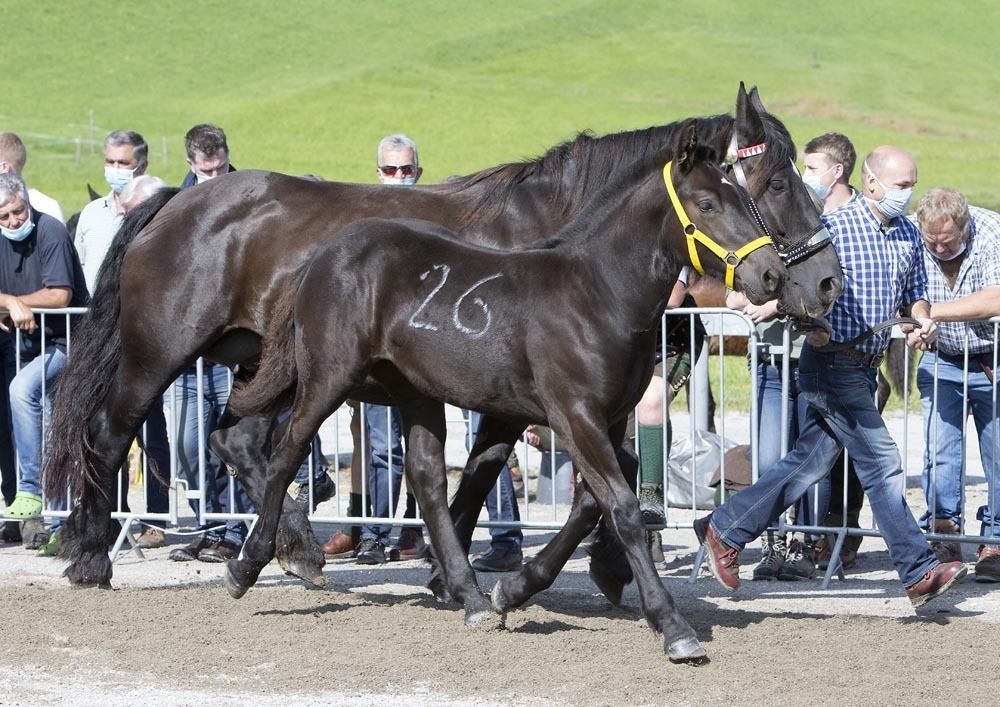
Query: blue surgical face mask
802 165 835 201
105 166 136 194
864 160 913 219
383 176 417 186
1 216 35 242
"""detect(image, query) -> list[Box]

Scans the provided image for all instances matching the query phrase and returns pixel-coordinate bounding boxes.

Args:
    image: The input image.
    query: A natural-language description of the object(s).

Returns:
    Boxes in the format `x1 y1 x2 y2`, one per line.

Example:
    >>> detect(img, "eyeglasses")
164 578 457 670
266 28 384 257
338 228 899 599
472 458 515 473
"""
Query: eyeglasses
378 164 416 178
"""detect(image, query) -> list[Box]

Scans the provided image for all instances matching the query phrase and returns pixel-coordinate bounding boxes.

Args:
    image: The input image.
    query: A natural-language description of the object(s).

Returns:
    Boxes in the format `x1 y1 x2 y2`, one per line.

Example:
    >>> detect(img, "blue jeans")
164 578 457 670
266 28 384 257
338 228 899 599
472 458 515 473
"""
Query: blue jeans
271 406 327 487
11 347 67 498
172 364 251 544
362 403 405 542
756 362 828 533
711 345 938 587
0 336 18 506
918 351 999 538
465 410 522 551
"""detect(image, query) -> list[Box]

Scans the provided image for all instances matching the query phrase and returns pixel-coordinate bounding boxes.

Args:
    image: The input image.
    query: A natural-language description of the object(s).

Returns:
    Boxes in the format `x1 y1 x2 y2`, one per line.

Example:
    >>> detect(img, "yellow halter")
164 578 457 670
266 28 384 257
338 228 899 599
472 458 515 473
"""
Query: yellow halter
662 162 773 289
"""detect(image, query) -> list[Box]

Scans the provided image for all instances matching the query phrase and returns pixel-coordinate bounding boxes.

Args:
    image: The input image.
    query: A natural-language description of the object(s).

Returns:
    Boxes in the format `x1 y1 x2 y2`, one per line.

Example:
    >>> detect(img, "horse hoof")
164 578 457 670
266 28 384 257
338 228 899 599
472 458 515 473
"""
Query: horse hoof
465 606 504 631
588 566 625 606
224 559 257 599
490 579 510 614
427 573 451 603
666 636 709 664
282 559 328 589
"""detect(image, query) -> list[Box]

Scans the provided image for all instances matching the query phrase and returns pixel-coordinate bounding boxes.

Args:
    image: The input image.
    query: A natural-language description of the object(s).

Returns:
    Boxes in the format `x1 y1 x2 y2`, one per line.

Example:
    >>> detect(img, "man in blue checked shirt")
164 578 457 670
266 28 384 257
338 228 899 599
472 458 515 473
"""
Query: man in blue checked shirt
695 145 968 608
913 188 1000 583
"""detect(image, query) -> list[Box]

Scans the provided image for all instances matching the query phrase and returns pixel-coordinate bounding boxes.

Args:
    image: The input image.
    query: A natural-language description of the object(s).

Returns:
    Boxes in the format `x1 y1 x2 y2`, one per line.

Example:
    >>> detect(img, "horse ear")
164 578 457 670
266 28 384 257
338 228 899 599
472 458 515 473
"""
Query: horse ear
87 183 101 201
748 85 768 114
735 82 766 147
677 120 698 170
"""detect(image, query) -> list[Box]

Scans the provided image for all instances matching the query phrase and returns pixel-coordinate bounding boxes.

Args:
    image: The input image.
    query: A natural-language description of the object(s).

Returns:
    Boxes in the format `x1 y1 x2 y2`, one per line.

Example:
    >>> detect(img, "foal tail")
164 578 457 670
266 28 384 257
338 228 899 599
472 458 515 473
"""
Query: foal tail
227 282 300 417
44 188 180 498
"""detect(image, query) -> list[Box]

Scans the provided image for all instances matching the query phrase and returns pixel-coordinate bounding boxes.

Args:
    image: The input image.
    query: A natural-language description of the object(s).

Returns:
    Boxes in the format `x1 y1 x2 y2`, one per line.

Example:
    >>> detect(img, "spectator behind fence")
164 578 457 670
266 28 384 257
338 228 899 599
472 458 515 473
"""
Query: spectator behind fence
72 132 171 551
696 146 969 609
635 267 705 564
352 133 430 565
915 187 1000 583
0 132 65 224
726 131 859 582
168 123 255 564
0 172 89 551
120 175 166 212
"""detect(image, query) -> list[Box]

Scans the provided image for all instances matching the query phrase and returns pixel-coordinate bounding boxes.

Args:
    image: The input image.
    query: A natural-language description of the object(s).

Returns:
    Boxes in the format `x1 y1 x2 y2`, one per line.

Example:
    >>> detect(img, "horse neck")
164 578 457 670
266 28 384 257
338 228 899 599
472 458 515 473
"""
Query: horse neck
567 170 679 323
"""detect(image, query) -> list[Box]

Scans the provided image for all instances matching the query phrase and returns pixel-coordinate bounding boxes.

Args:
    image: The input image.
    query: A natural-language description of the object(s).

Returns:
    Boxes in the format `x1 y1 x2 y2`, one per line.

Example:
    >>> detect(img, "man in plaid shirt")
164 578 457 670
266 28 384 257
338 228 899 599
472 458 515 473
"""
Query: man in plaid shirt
914 188 1000 583
696 145 968 608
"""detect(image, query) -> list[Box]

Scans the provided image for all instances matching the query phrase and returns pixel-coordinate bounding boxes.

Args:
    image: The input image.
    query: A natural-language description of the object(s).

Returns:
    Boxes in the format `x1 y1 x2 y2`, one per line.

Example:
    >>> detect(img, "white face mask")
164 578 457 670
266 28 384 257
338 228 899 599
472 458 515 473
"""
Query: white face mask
105 166 136 193
864 160 912 219
383 176 416 186
195 173 215 184
802 165 835 201
927 240 967 262
1 216 34 242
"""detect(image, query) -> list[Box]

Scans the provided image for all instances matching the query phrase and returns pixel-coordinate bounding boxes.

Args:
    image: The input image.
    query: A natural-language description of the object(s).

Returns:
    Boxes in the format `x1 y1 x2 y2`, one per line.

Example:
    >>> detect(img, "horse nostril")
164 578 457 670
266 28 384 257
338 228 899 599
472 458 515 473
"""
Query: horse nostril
820 276 842 303
762 269 782 296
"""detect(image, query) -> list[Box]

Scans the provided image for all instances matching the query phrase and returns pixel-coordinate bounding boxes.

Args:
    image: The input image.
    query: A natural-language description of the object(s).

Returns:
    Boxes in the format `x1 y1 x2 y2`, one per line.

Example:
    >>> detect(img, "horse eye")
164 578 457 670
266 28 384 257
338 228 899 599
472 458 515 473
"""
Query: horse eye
698 199 714 213
768 178 786 193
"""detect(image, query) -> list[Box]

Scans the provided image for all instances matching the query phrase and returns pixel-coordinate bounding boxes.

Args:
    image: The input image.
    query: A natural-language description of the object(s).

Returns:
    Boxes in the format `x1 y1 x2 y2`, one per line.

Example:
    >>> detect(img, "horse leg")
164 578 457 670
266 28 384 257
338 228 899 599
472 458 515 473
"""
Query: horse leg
493 424 635 612
210 409 327 588
396 398 499 627
224 385 337 598
427 416 522 600
552 411 706 663
62 378 163 587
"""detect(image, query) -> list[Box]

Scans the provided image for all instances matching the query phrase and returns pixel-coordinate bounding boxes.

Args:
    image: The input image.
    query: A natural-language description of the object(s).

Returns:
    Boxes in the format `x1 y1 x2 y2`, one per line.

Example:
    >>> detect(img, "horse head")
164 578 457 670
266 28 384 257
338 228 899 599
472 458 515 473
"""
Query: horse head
728 83 843 318
666 121 785 305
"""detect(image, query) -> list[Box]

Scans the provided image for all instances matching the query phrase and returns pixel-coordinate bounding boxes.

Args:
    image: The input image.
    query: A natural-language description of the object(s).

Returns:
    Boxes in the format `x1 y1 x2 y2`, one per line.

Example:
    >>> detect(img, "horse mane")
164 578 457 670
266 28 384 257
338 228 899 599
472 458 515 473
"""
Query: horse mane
446 116 734 228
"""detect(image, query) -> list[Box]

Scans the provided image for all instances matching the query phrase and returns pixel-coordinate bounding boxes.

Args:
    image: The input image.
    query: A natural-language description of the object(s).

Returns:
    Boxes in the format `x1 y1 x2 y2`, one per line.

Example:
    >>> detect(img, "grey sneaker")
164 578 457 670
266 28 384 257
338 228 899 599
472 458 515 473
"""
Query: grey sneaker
639 484 666 526
356 537 388 565
752 534 786 581
778 538 816 580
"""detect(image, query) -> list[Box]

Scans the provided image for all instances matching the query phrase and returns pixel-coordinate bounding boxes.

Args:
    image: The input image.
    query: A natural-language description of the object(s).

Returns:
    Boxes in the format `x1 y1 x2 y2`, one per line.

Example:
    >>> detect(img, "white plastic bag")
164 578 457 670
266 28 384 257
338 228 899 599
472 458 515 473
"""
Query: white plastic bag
666 429 736 510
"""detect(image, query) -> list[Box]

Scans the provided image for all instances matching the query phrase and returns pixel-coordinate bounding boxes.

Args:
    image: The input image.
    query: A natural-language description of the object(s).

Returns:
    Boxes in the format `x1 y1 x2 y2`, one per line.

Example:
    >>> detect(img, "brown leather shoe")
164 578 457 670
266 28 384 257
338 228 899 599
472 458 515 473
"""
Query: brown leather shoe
393 527 429 560
169 534 214 562
906 561 967 607
323 530 355 558
694 515 741 591
930 519 963 563
199 538 242 563
975 545 1000 583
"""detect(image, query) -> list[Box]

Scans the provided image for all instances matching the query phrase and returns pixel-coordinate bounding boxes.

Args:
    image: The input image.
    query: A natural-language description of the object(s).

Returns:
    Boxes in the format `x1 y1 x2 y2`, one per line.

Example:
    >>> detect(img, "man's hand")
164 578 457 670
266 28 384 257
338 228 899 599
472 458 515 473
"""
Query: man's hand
525 425 541 448
0 297 36 333
743 299 780 324
905 317 937 350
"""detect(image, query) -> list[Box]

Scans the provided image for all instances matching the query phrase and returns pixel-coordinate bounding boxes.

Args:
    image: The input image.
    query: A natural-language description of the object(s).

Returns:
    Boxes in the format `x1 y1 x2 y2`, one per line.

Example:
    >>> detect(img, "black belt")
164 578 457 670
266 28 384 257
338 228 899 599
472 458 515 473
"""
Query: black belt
829 347 883 369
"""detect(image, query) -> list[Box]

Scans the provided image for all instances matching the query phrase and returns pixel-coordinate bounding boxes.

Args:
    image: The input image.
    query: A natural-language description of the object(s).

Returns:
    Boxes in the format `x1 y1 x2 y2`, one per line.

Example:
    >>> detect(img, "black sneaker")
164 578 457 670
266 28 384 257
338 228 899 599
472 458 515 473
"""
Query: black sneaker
639 484 666 526
778 539 816 580
1 520 23 545
355 537 387 565
753 535 786 581
294 472 336 511
470 546 523 572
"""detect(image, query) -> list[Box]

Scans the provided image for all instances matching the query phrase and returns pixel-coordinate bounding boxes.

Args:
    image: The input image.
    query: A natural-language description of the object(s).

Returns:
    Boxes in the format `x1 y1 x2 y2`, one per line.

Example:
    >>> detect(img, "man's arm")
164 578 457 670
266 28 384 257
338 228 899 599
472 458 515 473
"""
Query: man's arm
930 285 1000 322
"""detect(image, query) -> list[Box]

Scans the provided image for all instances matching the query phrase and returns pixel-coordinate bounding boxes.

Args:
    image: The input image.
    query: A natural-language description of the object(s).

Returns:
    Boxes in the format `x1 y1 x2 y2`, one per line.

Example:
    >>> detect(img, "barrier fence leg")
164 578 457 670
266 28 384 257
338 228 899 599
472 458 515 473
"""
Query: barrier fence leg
108 515 145 563
688 545 706 583
820 529 848 590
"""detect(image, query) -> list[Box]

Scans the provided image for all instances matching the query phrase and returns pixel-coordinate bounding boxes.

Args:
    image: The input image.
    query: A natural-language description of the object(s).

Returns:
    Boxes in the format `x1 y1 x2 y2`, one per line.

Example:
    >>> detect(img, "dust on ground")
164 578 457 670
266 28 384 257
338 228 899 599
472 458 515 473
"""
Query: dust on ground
2 524 999 707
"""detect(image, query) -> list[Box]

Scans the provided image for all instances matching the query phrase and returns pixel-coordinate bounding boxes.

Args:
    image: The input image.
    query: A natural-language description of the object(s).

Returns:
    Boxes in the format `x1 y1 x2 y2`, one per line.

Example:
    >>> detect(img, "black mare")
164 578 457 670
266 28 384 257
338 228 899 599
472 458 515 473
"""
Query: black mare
43 84 841 595
226 132 789 662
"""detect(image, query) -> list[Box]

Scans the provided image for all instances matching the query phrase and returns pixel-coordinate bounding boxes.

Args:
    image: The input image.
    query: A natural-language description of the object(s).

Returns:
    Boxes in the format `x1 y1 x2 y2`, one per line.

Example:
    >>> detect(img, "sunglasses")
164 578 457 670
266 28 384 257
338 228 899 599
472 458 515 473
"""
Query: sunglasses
378 164 416 178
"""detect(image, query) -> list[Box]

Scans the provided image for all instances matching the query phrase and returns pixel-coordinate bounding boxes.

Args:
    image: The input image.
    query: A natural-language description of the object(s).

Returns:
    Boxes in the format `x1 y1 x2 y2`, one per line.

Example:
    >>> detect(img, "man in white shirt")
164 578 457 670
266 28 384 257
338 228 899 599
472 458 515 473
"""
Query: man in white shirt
0 132 64 224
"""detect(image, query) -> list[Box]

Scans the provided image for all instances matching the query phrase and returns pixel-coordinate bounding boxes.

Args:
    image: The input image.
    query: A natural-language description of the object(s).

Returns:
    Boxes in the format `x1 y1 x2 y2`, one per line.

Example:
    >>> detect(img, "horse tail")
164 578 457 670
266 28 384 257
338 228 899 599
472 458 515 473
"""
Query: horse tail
44 187 181 498
227 282 300 418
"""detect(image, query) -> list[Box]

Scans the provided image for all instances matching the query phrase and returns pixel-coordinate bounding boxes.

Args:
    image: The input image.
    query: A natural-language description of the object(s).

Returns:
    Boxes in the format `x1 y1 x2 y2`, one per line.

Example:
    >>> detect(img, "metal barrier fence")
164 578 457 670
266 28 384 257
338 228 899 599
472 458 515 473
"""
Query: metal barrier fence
5 307 997 581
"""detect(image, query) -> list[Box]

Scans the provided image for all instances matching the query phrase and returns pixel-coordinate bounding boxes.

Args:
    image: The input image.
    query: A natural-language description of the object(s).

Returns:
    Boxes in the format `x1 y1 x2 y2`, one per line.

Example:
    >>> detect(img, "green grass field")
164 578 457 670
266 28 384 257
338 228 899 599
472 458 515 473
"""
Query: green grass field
5 0 999 215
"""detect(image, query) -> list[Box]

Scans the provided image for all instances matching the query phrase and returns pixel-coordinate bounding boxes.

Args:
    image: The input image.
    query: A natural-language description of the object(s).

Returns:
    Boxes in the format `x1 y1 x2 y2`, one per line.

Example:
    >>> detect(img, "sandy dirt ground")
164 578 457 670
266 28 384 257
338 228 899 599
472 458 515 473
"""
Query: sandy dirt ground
2 518 1000 707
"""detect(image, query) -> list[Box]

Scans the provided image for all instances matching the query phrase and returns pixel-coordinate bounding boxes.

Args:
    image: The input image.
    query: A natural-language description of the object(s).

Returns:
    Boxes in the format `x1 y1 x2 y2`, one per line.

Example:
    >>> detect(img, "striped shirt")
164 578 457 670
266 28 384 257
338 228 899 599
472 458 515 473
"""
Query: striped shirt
919 205 1000 355
823 194 927 354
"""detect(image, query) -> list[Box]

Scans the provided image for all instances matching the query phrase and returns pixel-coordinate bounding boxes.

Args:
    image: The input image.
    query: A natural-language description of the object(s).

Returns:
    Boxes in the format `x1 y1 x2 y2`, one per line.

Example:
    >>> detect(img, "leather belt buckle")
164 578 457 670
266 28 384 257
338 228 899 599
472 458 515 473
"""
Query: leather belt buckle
869 353 884 369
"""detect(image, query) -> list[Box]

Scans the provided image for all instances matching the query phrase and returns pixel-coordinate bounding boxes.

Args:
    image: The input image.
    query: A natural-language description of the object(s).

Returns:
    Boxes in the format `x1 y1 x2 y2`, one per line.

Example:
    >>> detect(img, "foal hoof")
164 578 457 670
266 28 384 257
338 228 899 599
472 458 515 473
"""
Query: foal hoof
666 636 709 664
490 579 511 614
465 604 504 631
427 573 452 603
281 558 328 589
225 559 259 599
589 565 625 606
